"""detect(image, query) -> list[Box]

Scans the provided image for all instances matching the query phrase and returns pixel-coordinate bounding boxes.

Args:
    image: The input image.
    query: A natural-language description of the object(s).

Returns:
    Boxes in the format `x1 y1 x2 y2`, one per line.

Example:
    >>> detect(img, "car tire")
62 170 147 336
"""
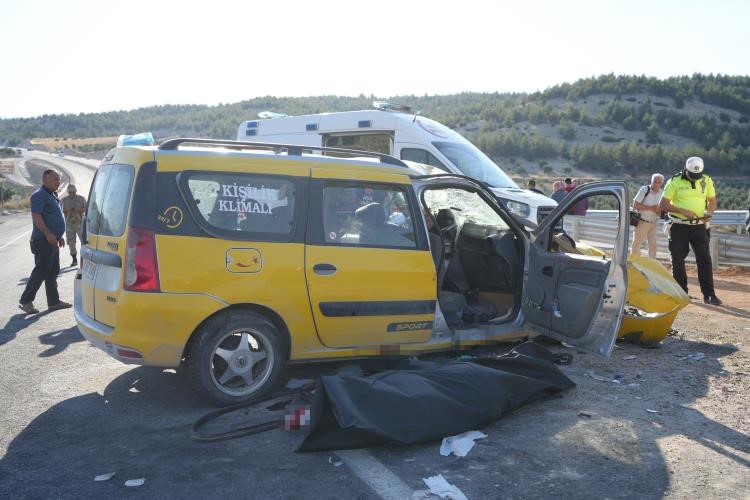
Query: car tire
186 310 284 406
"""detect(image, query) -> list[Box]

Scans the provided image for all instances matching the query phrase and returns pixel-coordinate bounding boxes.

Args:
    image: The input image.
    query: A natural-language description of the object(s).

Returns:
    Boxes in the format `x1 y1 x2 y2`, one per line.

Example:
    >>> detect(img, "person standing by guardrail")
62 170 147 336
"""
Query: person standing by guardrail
660 157 722 306
631 173 664 258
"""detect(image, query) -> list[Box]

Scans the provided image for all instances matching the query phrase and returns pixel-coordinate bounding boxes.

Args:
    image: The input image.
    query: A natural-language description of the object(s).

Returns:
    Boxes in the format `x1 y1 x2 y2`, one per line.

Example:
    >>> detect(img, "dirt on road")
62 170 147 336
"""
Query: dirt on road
531 265 749 498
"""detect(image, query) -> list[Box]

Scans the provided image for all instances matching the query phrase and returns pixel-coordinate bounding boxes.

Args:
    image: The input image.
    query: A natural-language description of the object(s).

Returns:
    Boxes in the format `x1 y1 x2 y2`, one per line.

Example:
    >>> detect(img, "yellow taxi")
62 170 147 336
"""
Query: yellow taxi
75 138 629 405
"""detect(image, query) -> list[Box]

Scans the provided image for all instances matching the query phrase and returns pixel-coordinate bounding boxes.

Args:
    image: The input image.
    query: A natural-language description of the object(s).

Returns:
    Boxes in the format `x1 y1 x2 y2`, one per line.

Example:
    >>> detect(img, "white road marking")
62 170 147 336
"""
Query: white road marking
0 230 31 251
335 449 416 500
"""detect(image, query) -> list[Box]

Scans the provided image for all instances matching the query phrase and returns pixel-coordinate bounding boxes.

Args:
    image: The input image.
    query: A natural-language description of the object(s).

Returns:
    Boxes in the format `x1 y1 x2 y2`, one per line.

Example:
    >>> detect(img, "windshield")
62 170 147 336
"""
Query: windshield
432 141 518 188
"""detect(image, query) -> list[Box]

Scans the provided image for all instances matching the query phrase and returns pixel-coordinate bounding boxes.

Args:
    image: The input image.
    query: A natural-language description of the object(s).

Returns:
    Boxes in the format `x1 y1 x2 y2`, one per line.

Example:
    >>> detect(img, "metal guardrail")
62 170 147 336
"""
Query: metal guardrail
564 210 750 267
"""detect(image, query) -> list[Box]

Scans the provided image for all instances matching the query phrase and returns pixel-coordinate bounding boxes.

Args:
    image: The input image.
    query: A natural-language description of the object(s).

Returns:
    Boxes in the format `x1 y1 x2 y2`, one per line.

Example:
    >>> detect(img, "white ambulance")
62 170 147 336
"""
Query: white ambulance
236 103 556 225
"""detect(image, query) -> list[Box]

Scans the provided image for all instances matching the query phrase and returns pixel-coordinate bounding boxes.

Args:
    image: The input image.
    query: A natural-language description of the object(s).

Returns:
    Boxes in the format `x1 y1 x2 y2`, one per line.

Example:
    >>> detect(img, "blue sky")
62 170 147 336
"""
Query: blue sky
1 0 748 118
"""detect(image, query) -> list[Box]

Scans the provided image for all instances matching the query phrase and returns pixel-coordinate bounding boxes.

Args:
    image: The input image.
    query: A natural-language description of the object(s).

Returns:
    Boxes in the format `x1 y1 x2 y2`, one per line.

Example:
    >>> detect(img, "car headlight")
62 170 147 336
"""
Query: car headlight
505 200 530 217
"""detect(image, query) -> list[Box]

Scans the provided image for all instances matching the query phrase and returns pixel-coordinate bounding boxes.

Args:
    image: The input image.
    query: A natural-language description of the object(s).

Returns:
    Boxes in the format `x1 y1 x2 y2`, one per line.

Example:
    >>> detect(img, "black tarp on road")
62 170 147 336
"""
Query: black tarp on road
298 341 575 452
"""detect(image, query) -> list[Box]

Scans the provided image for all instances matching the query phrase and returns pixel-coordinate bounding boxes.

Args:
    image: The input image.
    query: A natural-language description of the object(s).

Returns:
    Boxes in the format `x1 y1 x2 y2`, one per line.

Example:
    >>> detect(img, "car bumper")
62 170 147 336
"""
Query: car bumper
74 279 227 367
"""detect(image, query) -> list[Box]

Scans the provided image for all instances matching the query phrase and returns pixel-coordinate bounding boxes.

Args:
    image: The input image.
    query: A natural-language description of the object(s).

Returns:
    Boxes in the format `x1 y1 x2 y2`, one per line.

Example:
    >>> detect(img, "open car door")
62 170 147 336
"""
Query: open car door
522 181 628 356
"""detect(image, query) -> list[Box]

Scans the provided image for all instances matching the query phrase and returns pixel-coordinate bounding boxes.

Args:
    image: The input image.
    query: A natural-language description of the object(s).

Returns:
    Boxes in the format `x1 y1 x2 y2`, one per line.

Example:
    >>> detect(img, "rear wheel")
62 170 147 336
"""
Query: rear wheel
186 311 284 406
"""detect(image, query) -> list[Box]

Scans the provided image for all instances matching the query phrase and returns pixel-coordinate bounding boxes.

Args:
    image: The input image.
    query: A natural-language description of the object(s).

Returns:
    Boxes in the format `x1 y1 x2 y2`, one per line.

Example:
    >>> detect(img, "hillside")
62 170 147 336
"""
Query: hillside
1 74 749 208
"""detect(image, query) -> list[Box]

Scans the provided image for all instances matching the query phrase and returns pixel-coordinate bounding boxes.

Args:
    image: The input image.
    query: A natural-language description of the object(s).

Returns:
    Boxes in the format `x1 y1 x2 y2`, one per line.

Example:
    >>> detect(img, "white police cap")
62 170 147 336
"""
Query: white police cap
685 156 704 173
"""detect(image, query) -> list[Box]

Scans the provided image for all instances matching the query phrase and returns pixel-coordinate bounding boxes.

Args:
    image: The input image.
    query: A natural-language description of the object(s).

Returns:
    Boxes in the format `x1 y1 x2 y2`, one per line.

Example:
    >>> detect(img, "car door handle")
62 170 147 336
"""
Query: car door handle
313 263 337 276
542 266 553 277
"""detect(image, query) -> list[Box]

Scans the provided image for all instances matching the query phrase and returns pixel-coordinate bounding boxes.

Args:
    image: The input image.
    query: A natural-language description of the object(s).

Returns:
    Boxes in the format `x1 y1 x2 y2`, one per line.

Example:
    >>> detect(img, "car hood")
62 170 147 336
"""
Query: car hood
489 187 557 206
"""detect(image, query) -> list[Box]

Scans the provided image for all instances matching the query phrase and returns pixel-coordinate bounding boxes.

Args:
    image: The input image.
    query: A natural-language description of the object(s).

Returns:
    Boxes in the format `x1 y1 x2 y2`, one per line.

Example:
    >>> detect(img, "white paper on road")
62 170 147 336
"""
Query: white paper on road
93 472 116 481
422 474 468 500
439 430 488 457
124 478 145 487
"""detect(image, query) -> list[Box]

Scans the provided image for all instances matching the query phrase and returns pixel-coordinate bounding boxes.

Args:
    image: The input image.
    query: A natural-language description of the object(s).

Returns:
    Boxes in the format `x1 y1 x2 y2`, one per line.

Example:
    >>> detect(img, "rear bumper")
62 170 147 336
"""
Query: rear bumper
74 279 227 367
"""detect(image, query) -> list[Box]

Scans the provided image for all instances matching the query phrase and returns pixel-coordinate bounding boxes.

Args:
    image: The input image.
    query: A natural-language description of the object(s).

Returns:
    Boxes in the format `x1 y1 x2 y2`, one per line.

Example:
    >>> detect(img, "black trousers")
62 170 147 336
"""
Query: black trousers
20 238 60 307
668 223 715 298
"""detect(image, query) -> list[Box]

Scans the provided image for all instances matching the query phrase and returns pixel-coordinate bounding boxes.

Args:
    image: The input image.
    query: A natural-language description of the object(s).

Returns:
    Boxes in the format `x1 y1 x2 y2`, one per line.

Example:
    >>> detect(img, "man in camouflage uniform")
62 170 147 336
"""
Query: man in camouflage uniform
61 184 86 266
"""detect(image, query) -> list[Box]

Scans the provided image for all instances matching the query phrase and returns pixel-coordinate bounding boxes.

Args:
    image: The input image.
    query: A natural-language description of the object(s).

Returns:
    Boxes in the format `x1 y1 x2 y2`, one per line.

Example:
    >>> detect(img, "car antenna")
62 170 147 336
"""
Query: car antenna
412 110 421 123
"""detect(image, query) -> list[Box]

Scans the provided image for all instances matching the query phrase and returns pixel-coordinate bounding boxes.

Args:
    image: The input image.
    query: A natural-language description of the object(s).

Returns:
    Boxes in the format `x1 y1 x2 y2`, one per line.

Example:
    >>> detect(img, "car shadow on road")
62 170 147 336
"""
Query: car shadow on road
0 365 362 499
0 311 55 347
1 339 748 499
38 325 84 357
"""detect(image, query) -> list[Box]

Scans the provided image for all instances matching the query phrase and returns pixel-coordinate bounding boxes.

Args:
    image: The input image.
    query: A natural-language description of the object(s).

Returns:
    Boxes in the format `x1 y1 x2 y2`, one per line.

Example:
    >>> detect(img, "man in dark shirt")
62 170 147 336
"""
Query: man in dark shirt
19 170 72 314
526 179 545 195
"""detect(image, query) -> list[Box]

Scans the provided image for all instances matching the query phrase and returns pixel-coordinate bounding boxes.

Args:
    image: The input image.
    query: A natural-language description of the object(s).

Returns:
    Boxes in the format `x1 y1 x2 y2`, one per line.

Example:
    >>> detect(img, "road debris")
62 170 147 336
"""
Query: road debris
622 355 638 361
577 412 594 418
328 456 343 467
124 478 145 487
285 378 315 390
646 409 660 414
439 430 487 457
688 352 706 361
585 371 623 384
422 474 468 500
93 472 116 482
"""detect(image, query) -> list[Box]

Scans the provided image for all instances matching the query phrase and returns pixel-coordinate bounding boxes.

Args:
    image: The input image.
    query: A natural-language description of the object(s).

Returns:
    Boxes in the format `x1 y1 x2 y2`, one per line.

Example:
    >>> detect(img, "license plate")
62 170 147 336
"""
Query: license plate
82 259 97 280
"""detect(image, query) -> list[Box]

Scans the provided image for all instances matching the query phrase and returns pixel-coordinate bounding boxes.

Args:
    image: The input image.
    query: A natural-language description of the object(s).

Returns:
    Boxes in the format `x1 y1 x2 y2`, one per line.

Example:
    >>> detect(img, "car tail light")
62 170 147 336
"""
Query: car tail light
124 227 160 292
116 347 143 359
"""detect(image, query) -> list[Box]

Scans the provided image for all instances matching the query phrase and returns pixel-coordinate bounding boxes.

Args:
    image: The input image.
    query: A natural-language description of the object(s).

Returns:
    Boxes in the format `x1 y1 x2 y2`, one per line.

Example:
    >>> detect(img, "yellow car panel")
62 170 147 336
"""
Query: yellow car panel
305 245 437 348
156 236 322 358
619 255 690 343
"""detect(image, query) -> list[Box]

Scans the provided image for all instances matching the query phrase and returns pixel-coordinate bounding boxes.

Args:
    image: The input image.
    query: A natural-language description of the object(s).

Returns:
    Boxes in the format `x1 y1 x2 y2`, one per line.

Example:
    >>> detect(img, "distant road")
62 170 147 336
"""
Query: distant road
11 150 98 197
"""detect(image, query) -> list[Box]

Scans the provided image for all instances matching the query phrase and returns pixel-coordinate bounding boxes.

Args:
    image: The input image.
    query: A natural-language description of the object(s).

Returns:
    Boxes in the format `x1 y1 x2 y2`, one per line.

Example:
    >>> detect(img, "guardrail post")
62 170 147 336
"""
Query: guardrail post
569 217 579 240
710 234 719 269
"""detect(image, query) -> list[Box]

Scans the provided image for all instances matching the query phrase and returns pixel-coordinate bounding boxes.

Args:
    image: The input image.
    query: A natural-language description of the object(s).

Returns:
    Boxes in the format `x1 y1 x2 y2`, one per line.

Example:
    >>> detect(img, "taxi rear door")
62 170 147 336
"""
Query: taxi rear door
304 169 436 348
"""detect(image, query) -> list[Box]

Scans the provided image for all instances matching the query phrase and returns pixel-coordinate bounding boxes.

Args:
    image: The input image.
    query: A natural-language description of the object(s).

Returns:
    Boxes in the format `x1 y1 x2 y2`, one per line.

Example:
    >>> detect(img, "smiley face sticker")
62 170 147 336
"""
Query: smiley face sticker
157 206 184 229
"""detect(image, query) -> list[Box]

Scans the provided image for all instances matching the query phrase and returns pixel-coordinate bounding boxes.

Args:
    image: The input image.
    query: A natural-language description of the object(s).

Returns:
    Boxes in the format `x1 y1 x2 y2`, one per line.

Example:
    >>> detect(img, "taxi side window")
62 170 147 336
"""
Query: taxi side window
549 193 620 256
185 173 295 235
321 183 416 248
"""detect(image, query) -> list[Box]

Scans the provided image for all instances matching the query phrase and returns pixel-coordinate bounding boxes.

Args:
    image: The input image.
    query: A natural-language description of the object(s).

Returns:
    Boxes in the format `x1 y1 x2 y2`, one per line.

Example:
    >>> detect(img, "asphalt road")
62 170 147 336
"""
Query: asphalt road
1 157 747 498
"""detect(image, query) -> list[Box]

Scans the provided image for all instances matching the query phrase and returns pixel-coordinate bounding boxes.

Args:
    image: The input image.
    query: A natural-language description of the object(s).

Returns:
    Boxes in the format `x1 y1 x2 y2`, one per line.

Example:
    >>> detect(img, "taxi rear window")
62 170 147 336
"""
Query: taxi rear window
85 164 135 237
183 172 295 237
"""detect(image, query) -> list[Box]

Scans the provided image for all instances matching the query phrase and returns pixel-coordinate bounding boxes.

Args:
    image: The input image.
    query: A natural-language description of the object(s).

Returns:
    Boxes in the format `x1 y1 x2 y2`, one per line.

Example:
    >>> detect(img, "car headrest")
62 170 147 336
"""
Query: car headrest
355 202 386 226
436 208 456 230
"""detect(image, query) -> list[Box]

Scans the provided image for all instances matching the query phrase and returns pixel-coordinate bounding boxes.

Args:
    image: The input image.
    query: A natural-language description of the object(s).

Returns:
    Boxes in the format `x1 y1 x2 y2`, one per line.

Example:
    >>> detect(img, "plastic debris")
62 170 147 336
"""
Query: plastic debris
634 396 643 400
328 456 343 467
422 474 468 500
94 472 116 482
585 371 622 384
646 409 660 414
439 430 488 457
285 378 314 390
124 478 145 487
688 352 706 361
622 355 638 361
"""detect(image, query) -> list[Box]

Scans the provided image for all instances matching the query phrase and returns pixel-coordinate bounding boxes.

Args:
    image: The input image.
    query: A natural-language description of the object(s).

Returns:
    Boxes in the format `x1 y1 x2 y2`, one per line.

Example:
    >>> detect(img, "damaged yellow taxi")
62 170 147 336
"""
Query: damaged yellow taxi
75 138 631 405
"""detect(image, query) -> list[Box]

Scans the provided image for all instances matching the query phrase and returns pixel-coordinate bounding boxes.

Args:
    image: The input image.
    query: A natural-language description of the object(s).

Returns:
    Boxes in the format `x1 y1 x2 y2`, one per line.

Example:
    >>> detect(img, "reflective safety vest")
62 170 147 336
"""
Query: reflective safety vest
662 172 715 221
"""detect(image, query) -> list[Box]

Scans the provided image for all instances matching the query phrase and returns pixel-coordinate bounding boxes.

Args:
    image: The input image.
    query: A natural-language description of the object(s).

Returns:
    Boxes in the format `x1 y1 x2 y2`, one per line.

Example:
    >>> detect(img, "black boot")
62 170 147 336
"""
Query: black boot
71 255 78 267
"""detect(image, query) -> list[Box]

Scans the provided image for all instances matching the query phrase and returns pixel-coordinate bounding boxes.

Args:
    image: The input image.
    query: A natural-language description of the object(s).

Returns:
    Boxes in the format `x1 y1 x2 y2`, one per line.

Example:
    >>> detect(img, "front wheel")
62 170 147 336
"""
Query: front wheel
186 311 284 406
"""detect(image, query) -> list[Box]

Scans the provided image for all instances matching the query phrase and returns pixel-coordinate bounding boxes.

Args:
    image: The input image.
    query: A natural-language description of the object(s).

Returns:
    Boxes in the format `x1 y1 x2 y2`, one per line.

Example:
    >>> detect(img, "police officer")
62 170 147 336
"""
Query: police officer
659 157 722 305
61 184 86 266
